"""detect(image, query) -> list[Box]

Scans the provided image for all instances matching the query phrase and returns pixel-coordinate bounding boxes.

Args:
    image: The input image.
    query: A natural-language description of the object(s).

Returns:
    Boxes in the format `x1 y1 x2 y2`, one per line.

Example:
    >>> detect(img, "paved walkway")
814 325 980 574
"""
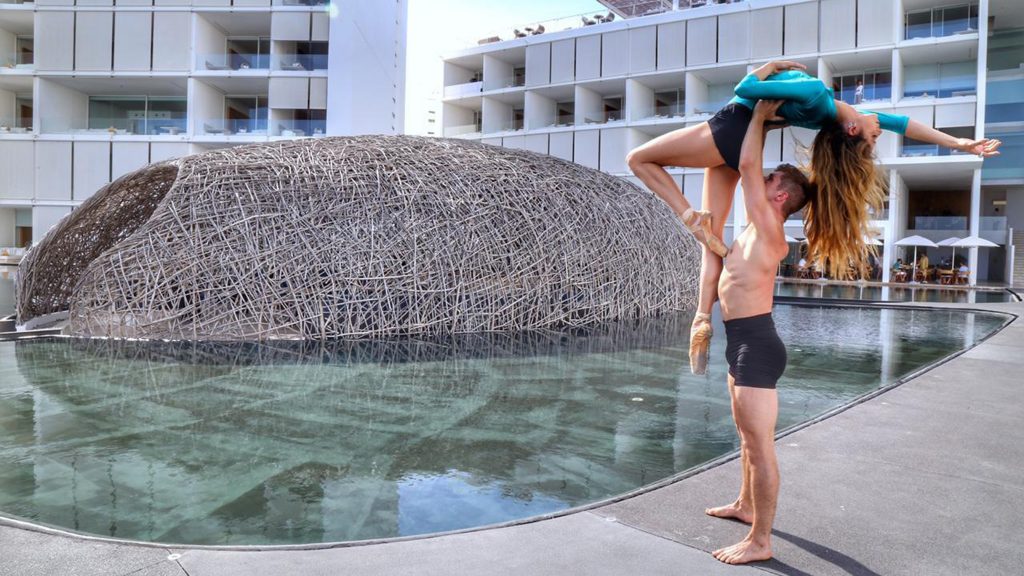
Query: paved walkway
1 301 1021 576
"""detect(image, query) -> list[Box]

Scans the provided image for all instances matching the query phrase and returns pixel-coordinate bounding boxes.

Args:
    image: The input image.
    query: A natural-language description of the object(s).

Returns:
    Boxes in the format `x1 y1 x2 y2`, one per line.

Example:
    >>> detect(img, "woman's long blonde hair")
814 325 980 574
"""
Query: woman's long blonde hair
806 122 886 280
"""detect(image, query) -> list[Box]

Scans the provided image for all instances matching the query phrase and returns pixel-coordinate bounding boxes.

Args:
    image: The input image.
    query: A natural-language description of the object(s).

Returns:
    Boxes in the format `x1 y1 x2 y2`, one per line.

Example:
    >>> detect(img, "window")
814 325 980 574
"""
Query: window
16 37 32 66
556 101 574 126
905 4 978 40
834 71 892 105
903 61 976 98
15 97 31 130
88 96 187 135
654 89 684 117
512 67 526 87
603 96 622 122
285 41 328 71
986 77 1024 124
511 107 524 130
226 37 271 70
225 96 268 134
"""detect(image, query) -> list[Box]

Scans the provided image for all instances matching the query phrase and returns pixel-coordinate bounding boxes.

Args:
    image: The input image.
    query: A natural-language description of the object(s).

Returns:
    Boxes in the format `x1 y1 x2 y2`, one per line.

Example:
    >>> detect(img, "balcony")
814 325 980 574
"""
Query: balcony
83 96 188 136
197 53 271 73
902 61 976 100
274 41 328 72
905 4 978 41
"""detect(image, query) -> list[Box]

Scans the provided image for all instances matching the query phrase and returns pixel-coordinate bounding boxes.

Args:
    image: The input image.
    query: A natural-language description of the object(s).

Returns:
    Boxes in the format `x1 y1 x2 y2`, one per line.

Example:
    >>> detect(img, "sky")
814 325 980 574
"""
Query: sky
404 0 608 134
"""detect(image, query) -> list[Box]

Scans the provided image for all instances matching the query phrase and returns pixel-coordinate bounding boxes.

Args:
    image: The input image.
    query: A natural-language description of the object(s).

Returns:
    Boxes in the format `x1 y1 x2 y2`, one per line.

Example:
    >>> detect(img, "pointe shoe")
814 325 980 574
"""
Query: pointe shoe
690 312 713 375
681 209 728 258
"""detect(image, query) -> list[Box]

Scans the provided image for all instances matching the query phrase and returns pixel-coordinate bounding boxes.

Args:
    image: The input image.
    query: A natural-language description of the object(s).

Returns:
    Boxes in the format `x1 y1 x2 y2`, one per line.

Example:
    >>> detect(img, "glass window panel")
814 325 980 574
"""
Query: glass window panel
903 64 939 98
654 90 683 117
985 77 1024 123
297 41 328 70
147 97 187 135
870 71 892 101
969 4 979 31
987 29 1024 72
88 97 147 133
906 10 932 39
940 5 970 36
16 37 32 65
225 96 267 134
556 101 574 125
938 61 976 97
603 97 622 122
226 38 269 70
15 97 32 129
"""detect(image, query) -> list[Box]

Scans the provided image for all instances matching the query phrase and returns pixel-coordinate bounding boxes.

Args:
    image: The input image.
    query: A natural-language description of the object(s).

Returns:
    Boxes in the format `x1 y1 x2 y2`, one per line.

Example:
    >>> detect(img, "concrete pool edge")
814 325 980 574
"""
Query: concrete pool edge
0 301 1016 559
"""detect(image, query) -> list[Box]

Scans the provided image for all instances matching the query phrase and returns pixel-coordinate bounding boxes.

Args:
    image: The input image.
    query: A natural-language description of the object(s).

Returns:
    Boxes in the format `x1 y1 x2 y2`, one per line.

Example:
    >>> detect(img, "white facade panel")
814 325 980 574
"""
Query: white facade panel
686 17 716 66
114 12 153 71
551 39 575 83
75 12 114 71
573 130 599 170
629 26 656 73
309 77 328 110
233 0 270 5
34 142 72 202
522 134 548 155
718 12 750 63
549 132 573 161
35 12 75 71
684 173 704 214
657 21 685 70
935 102 977 128
575 36 601 81
525 44 551 87
820 0 856 52
602 31 629 77
111 143 150 181
750 7 783 58
0 142 34 200
272 13 311 42
312 13 330 42
152 13 191 71
150 143 190 164
784 2 818 55
599 128 628 173
269 77 309 109
33 206 73 246
73 142 111 201
858 0 894 47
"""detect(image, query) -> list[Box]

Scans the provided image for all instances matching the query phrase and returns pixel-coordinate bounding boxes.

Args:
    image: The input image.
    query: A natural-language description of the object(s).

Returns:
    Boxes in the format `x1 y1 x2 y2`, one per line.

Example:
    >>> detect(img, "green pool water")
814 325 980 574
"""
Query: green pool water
0 304 1007 545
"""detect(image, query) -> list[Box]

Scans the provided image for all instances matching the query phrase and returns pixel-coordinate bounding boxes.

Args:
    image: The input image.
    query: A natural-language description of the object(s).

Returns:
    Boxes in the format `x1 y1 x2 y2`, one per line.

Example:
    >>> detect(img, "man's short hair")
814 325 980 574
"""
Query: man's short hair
775 163 815 217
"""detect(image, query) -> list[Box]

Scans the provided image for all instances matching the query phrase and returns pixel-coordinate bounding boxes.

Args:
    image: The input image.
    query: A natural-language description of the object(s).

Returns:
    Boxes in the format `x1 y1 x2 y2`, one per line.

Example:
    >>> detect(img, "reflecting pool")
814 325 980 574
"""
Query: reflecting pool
774 281 1018 303
0 305 1008 545
0 267 14 318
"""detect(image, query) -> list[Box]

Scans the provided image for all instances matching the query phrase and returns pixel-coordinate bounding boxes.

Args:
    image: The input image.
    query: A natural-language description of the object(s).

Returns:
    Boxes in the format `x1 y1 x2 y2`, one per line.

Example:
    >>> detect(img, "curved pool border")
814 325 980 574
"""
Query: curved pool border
0 300 1016 554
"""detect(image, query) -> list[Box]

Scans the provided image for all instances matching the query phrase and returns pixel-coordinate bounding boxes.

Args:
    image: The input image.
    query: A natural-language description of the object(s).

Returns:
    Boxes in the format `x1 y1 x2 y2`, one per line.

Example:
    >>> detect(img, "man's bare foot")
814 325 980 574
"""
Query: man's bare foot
704 501 753 524
712 538 772 565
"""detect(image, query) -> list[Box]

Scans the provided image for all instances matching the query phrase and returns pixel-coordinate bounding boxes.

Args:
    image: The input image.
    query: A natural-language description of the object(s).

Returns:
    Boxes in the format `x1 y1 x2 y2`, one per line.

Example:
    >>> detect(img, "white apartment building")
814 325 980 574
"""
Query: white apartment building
0 0 407 247
441 0 1024 287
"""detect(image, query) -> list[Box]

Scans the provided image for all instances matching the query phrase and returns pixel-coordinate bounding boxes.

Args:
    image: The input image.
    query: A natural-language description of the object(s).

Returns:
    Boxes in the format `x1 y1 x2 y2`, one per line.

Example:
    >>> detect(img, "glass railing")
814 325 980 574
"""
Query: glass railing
275 54 328 71
905 5 978 40
986 76 1024 124
198 119 268 136
197 53 270 72
443 81 484 99
0 121 31 134
981 130 1024 182
988 30 1024 73
981 217 1007 231
491 119 524 132
78 117 187 136
445 124 483 137
1 53 33 71
653 104 685 118
914 216 968 230
276 119 326 137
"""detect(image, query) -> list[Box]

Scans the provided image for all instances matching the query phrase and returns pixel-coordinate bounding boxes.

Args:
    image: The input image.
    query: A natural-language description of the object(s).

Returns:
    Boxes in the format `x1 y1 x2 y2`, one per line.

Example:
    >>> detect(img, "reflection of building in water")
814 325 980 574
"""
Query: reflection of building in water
6 317 697 543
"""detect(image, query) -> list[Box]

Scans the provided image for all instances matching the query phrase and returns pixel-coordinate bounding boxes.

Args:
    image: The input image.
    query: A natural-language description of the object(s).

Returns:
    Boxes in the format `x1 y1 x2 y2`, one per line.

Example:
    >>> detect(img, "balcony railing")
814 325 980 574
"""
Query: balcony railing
197 53 271 72
199 119 268 136
276 119 325 137
443 81 483 99
274 54 328 72
445 123 483 137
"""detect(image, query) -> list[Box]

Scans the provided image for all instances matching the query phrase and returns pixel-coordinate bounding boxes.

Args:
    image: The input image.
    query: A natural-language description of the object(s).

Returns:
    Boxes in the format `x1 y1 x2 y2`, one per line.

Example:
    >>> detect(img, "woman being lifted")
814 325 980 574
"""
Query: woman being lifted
626 60 1001 374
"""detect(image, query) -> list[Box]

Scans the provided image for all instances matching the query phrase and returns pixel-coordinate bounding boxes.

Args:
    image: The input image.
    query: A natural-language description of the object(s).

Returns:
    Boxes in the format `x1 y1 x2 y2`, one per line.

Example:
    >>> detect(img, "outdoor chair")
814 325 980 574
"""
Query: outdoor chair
205 60 231 71
956 269 970 285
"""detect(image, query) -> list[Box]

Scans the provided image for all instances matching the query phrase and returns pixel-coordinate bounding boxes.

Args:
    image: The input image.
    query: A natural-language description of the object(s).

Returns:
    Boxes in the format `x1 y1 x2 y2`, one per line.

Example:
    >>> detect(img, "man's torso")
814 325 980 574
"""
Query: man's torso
718 223 788 321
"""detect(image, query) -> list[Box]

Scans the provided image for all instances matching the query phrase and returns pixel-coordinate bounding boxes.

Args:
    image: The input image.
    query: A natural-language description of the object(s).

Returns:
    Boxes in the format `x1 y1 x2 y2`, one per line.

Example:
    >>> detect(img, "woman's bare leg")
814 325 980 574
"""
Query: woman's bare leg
626 123 729 255
689 165 739 374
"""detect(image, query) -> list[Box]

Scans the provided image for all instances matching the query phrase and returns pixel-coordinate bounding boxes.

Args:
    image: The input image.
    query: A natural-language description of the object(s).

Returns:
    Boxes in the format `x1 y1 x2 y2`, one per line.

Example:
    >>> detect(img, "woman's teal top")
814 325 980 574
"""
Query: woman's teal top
730 70 909 134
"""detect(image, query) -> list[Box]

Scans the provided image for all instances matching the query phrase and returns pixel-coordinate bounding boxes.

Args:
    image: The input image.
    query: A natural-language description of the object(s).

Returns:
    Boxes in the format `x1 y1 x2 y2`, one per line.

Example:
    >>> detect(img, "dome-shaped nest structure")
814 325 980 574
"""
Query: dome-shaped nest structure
18 136 700 340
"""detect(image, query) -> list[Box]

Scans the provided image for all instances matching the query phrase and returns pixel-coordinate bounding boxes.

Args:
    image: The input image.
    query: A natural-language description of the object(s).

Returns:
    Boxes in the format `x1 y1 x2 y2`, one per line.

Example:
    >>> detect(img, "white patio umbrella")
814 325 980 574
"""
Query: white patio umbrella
895 235 938 284
950 235 1001 284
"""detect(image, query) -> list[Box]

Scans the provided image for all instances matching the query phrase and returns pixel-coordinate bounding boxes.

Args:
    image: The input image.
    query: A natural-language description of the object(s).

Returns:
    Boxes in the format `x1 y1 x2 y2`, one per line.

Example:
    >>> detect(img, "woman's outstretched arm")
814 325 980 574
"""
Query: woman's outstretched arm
904 119 1002 157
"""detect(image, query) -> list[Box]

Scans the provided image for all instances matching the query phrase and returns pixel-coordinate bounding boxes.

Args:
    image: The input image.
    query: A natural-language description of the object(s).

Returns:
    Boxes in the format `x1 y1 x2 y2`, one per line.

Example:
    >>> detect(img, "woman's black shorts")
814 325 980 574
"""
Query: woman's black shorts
708 102 754 171
724 312 787 389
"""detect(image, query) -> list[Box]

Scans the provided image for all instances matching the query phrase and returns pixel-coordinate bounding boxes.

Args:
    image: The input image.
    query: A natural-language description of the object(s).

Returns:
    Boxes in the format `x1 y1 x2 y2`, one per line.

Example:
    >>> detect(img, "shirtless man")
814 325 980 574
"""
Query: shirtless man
704 99 814 565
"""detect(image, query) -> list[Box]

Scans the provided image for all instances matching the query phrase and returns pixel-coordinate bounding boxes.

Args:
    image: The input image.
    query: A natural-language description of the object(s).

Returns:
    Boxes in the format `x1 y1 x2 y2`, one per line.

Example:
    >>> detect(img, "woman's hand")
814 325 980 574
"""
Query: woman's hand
752 60 807 80
753 99 785 122
954 137 1002 157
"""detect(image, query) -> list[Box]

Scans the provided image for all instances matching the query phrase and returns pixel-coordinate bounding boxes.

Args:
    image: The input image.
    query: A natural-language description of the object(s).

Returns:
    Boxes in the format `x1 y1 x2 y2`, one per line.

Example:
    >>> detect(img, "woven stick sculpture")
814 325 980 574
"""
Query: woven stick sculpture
19 136 700 340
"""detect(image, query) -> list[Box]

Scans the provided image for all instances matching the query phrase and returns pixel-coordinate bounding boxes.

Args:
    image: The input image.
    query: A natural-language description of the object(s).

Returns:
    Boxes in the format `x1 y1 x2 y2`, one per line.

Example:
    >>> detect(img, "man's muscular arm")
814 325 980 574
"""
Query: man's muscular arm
737 100 784 238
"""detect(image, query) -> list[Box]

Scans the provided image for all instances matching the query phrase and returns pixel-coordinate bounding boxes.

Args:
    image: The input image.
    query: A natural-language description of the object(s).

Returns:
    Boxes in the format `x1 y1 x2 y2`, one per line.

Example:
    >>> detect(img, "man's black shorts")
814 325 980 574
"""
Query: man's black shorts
724 312 787 389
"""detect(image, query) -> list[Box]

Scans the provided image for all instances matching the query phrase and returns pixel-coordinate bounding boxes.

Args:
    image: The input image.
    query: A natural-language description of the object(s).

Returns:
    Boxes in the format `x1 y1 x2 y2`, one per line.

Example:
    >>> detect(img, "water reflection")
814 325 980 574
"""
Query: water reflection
0 305 1007 545
775 281 1014 303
